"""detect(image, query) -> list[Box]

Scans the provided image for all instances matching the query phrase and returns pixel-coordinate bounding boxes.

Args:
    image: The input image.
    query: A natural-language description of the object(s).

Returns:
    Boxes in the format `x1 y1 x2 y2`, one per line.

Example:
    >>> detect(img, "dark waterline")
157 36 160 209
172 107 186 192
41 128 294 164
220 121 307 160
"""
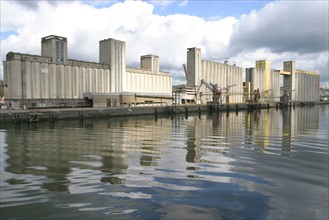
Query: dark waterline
1 106 328 219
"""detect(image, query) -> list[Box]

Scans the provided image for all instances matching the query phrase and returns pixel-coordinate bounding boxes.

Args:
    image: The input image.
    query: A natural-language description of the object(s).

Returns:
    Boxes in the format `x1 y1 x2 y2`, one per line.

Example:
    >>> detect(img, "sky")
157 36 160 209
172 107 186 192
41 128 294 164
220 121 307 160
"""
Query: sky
1 0 328 86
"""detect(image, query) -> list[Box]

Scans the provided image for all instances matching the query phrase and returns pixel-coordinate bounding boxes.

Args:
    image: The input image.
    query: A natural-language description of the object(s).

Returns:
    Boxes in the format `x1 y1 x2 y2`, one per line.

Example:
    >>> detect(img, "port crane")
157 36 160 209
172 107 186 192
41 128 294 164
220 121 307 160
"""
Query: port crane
280 89 295 103
195 79 236 104
195 79 222 104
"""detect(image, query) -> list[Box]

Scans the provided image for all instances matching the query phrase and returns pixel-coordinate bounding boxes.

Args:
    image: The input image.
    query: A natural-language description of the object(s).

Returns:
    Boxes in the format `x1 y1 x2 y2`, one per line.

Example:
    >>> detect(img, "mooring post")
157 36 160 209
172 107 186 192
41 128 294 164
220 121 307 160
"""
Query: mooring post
49 112 54 121
15 113 20 124
79 111 84 120
154 108 158 121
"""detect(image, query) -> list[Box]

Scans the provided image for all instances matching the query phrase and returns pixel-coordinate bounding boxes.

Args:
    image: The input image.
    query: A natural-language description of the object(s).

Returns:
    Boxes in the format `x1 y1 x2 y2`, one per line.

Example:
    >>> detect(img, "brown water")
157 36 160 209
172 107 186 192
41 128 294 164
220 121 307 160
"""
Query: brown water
0 106 328 219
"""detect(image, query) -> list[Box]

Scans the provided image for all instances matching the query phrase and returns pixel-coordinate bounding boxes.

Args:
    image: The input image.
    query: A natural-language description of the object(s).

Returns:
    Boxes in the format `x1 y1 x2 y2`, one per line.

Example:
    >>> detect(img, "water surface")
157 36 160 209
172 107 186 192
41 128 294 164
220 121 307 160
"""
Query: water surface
1 106 328 219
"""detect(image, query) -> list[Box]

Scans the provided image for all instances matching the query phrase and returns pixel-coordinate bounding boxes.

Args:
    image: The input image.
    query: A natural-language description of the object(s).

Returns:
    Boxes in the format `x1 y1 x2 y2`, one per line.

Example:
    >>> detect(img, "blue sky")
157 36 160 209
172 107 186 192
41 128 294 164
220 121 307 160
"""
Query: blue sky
1 0 328 85
82 0 273 19
151 0 272 19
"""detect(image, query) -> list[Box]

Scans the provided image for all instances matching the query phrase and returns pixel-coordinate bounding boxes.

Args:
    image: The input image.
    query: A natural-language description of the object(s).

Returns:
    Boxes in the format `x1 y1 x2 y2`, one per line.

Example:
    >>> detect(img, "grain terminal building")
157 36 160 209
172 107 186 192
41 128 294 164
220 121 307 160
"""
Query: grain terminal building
246 60 320 103
3 35 172 109
175 47 319 105
183 47 244 104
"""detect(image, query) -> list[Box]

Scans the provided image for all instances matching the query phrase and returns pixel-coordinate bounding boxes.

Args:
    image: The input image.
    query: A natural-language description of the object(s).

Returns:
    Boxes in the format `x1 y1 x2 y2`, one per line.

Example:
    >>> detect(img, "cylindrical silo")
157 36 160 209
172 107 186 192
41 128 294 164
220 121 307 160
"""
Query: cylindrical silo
72 66 79 99
24 61 32 99
86 67 92 92
93 68 99 93
104 69 110 93
79 67 86 98
31 62 41 99
57 64 65 98
49 64 57 99
65 65 72 99
40 63 49 99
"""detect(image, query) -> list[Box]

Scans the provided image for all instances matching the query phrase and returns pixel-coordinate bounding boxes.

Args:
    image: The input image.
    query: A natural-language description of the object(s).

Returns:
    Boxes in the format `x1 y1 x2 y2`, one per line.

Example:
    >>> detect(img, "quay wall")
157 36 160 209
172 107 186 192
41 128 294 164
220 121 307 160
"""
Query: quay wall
0 102 328 124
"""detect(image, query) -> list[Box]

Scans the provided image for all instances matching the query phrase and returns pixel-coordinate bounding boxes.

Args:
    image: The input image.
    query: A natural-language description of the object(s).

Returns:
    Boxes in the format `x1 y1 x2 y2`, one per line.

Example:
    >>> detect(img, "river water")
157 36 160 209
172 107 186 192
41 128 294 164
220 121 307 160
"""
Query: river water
0 105 328 220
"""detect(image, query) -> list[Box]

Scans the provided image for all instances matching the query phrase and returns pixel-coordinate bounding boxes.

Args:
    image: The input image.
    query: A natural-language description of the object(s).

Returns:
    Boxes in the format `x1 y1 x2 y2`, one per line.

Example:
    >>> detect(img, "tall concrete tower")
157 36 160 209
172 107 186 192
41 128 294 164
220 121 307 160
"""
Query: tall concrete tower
41 35 68 64
256 60 271 93
99 38 126 93
186 48 202 87
283 61 296 100
140 55 159 74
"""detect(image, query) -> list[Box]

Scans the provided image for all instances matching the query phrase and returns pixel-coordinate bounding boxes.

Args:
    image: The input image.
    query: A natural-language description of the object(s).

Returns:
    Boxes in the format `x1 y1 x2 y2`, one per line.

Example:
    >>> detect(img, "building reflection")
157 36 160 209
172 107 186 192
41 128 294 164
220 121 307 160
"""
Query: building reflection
282 108 292 156
2 106 320 194
4 127 72 192
185 117 201 163
172 111 245 165
179 105 320 164
245 106 319 156
244 109 281 153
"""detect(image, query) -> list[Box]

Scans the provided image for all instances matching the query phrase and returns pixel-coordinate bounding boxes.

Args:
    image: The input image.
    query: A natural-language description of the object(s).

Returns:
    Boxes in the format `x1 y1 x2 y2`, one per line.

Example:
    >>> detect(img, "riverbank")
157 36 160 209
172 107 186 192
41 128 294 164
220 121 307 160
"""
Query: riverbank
0 101 328 124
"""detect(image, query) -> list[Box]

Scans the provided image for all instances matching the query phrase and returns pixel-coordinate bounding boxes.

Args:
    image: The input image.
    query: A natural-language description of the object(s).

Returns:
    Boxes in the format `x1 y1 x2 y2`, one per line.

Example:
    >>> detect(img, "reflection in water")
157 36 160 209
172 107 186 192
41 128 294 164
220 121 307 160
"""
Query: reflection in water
185 117 200 163
0 105 327 220
282 108 292 156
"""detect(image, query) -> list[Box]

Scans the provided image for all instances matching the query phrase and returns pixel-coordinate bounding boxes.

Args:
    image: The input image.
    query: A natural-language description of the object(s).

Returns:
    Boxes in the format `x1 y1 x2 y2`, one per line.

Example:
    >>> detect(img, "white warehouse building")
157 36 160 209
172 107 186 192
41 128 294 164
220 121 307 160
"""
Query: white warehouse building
3 35 172 109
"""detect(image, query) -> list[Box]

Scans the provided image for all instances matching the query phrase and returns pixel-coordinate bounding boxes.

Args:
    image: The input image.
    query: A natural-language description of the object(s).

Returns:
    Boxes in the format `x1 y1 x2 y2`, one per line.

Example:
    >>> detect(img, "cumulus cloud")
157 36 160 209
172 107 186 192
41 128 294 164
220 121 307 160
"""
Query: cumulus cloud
178 0 188 7
227 1 328 83
0 0 328 85
11 0 62 10
228 1 329 55
149 0 175 8
0 0 236 84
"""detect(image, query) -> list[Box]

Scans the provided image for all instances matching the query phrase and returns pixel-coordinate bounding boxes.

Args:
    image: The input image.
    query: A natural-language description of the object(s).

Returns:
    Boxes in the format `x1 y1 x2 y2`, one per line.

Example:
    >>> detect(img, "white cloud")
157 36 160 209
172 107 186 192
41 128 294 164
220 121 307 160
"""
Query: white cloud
229 1 329 54
0 0 236 84
149 0 175 8
178 0 188 7
81 0 119 8
0 0 327 84
228 0 328 83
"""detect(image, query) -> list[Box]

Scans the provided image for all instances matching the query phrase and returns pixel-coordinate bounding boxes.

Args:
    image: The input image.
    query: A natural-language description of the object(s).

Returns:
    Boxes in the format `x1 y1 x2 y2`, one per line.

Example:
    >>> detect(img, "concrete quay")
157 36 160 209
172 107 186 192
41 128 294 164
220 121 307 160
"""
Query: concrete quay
0 101 327 124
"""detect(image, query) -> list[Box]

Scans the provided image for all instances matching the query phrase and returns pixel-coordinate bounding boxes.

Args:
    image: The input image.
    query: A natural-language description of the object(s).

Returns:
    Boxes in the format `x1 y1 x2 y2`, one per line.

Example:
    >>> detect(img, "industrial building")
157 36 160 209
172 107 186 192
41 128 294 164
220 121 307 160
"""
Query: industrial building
282 61 320 102
3 35 172 109
179 47 244 104
246 60 320 103
246 60 281 103
3 35 320 110
174 48 320 105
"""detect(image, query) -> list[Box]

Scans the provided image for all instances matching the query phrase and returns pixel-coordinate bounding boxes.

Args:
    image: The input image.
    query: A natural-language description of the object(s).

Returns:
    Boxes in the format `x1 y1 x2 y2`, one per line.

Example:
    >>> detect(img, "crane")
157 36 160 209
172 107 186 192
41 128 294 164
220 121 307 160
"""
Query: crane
195 79 237 104
182 64 188 78
280 89 295 103
195 79 222 104
195 79 238 104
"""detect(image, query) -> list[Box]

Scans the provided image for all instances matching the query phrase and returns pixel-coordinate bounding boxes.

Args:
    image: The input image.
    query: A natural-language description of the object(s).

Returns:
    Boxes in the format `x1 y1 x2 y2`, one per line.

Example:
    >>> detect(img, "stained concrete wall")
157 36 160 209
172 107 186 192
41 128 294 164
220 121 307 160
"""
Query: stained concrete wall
283 61 320 102
246 66 280 102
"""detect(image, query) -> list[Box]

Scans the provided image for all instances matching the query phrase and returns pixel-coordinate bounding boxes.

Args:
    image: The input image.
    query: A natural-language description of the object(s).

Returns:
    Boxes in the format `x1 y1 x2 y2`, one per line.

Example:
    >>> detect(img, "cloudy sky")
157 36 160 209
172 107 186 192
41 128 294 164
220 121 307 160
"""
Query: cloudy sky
1 0 328 85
